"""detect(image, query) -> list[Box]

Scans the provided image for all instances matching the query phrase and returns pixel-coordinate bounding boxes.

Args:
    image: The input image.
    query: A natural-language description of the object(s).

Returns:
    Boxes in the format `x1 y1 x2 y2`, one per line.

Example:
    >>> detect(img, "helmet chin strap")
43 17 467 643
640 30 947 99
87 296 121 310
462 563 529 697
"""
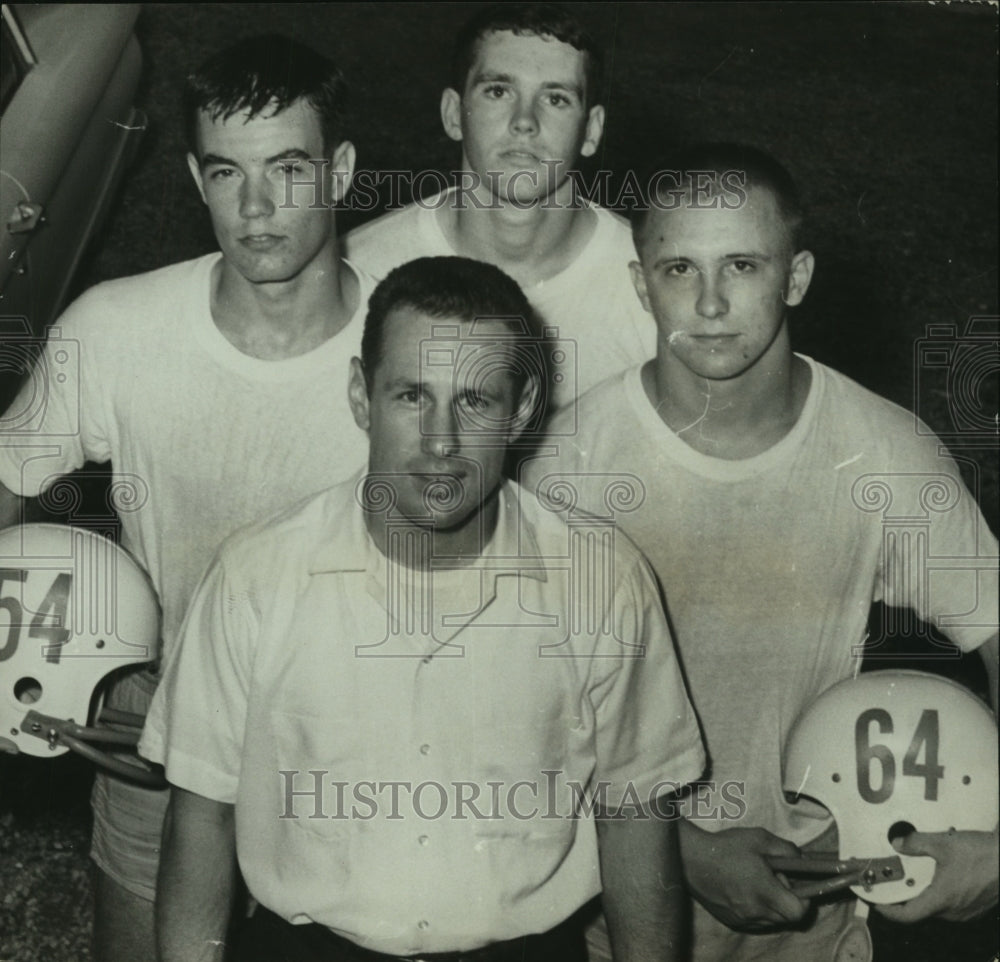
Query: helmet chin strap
17 705 165 788
766 853 904 898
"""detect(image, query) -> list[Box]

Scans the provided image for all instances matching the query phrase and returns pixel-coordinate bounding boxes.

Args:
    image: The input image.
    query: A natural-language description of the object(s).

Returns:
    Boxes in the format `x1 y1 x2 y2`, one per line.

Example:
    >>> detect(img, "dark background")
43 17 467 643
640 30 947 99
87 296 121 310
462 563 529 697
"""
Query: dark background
1 3 997 960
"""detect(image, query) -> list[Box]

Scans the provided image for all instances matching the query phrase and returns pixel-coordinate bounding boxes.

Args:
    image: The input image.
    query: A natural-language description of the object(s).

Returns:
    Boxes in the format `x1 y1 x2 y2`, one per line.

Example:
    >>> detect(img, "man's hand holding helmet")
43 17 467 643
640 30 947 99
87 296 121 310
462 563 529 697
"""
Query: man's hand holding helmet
678 820 810 930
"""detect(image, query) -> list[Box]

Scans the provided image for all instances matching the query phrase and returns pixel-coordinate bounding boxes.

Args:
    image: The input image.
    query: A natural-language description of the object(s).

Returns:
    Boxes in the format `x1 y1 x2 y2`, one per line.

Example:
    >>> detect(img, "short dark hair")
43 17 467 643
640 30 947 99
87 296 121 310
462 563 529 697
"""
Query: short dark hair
632 143 806 254
183 34 346 155
361 256 544 407
450 3 603 108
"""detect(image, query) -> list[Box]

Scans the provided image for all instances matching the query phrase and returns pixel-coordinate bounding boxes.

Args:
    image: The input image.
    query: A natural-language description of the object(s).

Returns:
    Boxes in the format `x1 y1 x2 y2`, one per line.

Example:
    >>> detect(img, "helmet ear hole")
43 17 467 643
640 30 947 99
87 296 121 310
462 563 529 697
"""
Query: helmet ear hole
14 677 42 704
887 820 916 844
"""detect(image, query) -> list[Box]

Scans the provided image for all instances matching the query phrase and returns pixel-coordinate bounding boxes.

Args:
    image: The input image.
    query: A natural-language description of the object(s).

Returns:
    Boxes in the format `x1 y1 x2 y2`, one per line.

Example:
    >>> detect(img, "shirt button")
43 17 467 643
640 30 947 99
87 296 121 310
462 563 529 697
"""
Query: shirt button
418 834 429 846
418 919 430 930
419 743 430 755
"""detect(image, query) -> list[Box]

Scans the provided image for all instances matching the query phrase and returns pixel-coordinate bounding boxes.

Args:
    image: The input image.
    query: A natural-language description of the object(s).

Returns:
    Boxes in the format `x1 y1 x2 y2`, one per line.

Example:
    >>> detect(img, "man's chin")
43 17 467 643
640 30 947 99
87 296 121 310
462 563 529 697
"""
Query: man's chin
427 508 479 533
242 266 304 285
500 192 548 211
221 248 304 285
390 505 473 533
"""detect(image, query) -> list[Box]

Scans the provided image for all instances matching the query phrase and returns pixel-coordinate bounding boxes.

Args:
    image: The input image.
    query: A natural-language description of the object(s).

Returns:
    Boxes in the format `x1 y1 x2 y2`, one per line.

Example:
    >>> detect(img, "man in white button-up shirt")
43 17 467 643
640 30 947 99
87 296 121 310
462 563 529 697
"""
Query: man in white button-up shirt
142 256 705 962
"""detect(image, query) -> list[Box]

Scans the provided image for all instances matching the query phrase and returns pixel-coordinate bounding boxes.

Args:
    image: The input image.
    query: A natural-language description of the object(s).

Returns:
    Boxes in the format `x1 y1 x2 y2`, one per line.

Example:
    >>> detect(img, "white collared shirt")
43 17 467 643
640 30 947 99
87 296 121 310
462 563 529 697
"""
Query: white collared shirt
141 474 704 954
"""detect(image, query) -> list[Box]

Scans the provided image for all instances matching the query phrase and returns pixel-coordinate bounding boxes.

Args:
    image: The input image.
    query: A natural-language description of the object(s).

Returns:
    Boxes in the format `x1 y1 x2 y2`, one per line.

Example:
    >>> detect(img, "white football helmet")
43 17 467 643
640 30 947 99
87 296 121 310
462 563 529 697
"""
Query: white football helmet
782 669 998 904
0 524 161 782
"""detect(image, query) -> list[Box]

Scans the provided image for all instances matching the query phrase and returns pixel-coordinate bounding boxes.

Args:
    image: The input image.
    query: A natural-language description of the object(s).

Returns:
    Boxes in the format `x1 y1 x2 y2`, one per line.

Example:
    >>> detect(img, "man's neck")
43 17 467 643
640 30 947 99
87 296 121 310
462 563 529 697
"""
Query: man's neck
437 178 595 289
642 343 811 460
365 487 502 571
210 244 356 361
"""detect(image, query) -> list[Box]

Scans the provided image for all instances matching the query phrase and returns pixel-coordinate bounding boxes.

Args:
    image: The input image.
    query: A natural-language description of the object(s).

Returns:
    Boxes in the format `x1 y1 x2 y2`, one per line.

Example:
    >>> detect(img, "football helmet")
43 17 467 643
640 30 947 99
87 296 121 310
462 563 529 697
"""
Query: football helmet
781 669 998 904
0 523 162 784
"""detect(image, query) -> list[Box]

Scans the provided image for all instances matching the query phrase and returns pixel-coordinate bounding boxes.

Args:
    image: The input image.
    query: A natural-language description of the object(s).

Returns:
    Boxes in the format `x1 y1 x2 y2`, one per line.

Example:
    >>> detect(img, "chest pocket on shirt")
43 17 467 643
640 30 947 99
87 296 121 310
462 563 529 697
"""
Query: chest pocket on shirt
268 707 376 844
465 718 581 834
466 718 587 902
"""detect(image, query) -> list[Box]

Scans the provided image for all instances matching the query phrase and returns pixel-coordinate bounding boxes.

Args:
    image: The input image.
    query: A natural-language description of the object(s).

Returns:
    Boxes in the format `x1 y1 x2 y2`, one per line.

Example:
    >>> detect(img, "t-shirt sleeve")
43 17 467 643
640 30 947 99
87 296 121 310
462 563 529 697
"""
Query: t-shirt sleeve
0 287 114 496
872 442 998 652
139 549 257 802
587 549 706 807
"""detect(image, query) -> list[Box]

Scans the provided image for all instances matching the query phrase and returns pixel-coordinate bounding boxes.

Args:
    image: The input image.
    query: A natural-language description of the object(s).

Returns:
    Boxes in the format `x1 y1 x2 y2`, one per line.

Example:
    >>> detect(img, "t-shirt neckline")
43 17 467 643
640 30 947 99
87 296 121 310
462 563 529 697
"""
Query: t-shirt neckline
623 354 823 481
191 253 367 381
420 187 605 292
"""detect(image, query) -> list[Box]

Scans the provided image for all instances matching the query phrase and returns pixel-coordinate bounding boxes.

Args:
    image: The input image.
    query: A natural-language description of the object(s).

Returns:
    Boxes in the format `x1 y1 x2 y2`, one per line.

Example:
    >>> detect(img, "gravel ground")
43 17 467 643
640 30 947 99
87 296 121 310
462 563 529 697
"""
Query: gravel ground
0 754 93 962
1 3 997 961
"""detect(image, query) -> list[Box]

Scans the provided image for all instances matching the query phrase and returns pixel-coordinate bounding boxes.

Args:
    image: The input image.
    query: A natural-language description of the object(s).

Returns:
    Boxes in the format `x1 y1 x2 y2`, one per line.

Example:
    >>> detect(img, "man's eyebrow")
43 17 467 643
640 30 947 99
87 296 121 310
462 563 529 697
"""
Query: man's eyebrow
725 251 772 261
651 254 692 269
199 148 313 169
264 148 313 164
540 80 583 98
471 70 515 86
200 152 238 170
384 376 422 390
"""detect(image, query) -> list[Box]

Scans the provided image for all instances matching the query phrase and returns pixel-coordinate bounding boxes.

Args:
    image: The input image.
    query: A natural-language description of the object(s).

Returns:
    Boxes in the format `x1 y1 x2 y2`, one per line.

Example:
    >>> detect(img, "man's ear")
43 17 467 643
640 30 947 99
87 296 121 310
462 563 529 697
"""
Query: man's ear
329 141 357 206
440 87 464 143
348 357 371 432
579 104 605 159
507 376 542 443
783 250 815 307
187 153 207 204
629 260 652 314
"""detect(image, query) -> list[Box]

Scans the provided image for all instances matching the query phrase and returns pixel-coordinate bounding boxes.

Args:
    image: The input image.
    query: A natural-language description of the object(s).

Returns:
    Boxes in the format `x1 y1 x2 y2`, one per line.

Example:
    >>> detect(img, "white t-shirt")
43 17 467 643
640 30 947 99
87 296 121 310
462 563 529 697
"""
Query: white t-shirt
344 190 656 407
527 357 997 843
0 253 374 663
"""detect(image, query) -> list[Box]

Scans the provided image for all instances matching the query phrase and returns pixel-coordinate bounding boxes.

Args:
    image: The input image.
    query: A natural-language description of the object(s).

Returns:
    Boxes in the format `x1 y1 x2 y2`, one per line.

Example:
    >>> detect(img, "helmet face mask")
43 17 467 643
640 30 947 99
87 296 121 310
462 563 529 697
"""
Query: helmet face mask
782 670 998 904
0 524 160 765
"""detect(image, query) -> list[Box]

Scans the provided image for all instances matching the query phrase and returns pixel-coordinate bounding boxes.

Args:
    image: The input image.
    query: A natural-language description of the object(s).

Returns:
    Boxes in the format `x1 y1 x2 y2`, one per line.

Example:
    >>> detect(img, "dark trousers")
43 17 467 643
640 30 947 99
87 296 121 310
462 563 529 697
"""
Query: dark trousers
232 905 588 962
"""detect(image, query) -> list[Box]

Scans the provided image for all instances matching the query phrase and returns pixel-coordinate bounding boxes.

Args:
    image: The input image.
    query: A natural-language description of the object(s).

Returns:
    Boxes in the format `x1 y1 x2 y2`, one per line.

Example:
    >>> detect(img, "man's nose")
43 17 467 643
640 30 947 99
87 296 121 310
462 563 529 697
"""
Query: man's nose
509 96 539 135
239 174 276 219
421 408 459 458
696 274 729 319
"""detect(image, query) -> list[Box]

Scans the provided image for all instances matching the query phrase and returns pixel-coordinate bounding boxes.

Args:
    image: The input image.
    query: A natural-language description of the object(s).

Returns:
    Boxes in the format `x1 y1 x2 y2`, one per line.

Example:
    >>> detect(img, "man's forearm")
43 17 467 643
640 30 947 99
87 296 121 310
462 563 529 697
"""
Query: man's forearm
598 803 686 962
157 787 237 962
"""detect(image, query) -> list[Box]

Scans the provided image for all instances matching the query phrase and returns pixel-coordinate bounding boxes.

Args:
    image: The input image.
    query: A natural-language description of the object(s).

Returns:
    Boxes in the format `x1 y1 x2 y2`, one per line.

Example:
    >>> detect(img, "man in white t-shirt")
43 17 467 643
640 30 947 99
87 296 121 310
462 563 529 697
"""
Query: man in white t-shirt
142 255 705 962
344 2 655 410
0 35 372 962
524 143 999 961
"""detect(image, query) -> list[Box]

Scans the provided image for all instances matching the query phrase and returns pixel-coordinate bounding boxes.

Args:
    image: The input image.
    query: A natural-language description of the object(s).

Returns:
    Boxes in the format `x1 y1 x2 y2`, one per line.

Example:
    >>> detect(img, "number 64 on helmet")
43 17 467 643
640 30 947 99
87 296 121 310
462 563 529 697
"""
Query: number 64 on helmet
0 523 161 784
779 670 998 904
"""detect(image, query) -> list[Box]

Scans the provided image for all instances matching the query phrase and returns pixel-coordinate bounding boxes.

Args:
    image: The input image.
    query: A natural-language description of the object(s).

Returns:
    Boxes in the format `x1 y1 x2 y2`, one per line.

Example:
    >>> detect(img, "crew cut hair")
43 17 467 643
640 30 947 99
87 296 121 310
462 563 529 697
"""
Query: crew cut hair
184 34 346 155
632 143 806 254
450 2 603 108
360 256 544 403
